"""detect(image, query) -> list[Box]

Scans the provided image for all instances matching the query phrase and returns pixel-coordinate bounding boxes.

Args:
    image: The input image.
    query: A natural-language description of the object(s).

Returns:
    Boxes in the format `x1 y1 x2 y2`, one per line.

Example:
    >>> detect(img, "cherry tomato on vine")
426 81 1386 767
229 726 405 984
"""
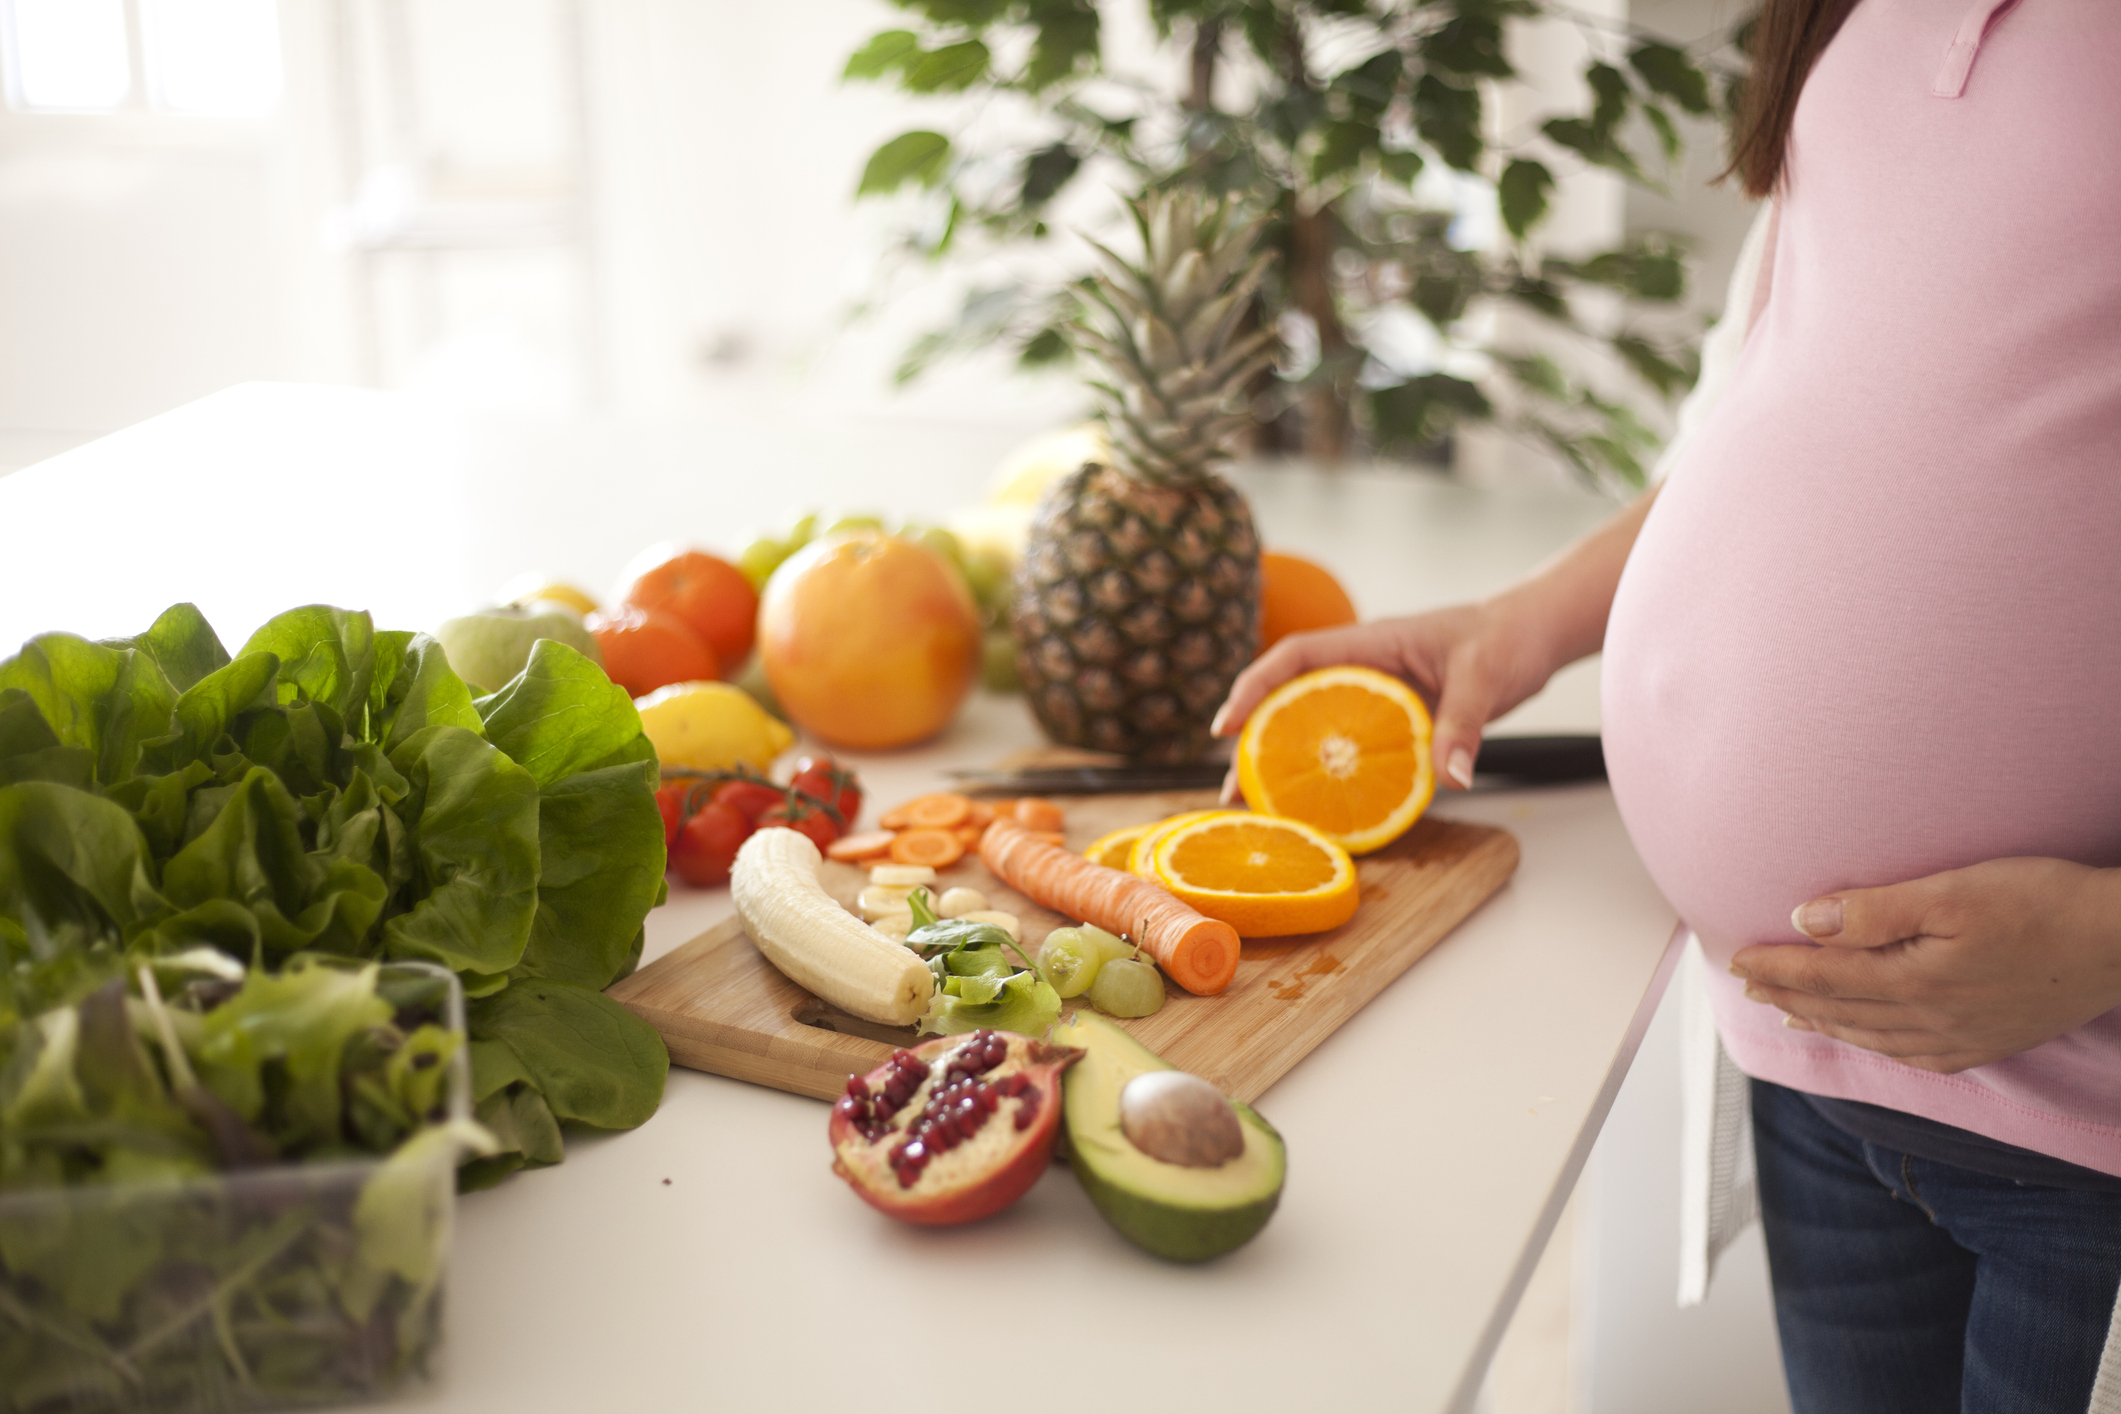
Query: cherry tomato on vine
758 792 840 852
654 781 689 849
670 800 751 887
712 776 788 824
790 754 862 828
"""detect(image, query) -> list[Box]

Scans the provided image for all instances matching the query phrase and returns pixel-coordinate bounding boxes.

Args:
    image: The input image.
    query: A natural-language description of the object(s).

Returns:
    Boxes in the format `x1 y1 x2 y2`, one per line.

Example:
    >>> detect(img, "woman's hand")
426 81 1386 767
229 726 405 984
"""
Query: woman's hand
1207 598 1565 802
1730 858 2121 1074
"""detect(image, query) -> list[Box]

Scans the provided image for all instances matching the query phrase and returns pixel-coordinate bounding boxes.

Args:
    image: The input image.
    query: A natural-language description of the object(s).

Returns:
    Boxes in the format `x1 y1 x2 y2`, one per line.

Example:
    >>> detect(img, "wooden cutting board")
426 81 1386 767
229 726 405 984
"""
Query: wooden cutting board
608 792 1518 1104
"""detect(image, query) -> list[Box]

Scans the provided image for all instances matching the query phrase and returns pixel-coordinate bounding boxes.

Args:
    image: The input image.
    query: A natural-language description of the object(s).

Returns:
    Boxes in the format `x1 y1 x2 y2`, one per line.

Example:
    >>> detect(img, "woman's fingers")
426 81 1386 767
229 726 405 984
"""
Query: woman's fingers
1210 622 1424 739
1741 979 1921 1030
1429 638 1506 790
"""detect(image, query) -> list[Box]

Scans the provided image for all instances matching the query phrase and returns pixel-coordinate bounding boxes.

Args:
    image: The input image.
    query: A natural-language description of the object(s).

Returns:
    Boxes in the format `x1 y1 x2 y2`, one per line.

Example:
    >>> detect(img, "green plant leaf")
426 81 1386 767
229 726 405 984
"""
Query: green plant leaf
1379 149 1424 186
379 726 542 991
0 633 176 786
111 603 230 694
1330 49 1404 117
0 782 169 961
1498 158 1554 240
1643 102 1682 163
844 29 919 81
238 605 377 720
1312 119 1377 182
1020 142 1082 206
467 981 667 1131
509 748 664 990
1025 0 1099 90
1414 74 1483 170
1368 374 1493 449
1613 332 1698 397
1629 41 1712 114
857 131 953 197
1424 15 1512 79
474 639 642 790
1586 61 1631 133
902 39 989 93
1541 117 1647 183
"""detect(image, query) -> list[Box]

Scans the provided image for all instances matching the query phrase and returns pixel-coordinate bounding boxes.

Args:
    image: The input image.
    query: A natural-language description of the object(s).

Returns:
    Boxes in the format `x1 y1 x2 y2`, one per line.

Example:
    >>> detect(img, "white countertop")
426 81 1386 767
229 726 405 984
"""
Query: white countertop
0 384 1679 1414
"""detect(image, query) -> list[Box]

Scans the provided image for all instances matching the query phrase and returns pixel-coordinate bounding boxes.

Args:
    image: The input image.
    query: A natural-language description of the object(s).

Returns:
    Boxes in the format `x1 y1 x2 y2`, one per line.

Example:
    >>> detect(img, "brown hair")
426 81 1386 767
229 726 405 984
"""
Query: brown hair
1725 0 1863 197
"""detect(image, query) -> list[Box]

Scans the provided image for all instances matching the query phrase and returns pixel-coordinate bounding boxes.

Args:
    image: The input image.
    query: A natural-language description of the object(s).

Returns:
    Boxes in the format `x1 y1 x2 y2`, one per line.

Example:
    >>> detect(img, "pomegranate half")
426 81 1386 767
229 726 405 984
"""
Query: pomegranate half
829 1030 1082 1226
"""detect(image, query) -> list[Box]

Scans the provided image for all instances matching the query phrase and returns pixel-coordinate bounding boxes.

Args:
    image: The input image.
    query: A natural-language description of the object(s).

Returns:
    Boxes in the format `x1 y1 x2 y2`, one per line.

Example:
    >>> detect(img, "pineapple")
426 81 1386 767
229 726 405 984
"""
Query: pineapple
1013 193 1279 762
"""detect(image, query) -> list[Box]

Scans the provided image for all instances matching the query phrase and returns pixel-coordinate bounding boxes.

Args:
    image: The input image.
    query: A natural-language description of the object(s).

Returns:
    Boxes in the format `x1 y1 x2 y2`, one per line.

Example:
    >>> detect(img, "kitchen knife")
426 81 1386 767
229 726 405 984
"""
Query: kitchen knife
948 733 1605 795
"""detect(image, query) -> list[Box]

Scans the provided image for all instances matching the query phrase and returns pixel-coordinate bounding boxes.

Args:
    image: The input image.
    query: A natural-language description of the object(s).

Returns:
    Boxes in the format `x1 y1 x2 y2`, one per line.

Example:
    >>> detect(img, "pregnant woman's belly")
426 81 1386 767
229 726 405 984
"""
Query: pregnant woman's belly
1600 0 2121 1165
1604 388 2121 963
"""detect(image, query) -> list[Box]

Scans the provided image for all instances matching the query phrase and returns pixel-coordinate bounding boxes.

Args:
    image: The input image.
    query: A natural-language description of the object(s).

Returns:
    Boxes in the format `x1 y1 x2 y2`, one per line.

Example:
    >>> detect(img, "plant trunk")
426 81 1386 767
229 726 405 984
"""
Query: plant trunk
1288 200 1351 463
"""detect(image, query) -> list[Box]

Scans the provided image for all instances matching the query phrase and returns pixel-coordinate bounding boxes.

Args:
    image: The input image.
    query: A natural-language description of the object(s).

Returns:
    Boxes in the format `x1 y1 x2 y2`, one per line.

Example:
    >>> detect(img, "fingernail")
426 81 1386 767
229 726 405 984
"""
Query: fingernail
1783 1014 1814 1032
1743 982 1767 1003
1792 899 1843 938
1209 707 1230 736
1728 961 1749 978
1446 748 1474 790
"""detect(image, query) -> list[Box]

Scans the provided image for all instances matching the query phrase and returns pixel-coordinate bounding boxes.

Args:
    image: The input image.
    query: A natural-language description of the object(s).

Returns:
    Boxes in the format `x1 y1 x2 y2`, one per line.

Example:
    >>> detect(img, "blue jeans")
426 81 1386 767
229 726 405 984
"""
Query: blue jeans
1753 1078 2121 1413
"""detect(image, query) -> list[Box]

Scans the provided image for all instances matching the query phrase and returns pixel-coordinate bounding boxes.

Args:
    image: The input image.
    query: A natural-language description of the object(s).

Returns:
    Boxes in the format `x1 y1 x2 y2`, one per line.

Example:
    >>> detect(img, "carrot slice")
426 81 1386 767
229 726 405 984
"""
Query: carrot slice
826 830 898 862
904 793 972 829
964 801 995 829
979 819 1240 996
1013 797 1066 833
889 828 965 868
953 823 987 848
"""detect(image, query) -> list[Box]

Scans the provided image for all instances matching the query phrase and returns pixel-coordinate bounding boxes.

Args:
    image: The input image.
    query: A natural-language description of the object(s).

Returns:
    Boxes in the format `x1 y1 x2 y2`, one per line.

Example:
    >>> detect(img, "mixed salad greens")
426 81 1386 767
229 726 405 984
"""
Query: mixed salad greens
0 955 485 1408
0 603 671 1187
904 889 1059 1038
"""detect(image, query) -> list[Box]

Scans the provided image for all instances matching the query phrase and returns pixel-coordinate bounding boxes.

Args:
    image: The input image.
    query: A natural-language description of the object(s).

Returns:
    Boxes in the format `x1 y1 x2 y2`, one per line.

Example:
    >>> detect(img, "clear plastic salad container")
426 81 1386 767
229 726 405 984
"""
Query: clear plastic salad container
0 961 471 1413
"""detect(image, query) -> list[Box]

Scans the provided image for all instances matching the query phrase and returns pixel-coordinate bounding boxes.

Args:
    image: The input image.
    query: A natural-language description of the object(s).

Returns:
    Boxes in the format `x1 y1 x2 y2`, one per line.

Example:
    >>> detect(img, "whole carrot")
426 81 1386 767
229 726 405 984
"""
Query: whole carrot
980 819 1241 995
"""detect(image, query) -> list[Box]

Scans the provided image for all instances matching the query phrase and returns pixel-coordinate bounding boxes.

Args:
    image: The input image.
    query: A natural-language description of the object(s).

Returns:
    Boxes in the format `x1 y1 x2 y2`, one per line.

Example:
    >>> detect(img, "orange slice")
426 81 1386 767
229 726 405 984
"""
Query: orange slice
1235 665 1434 855
1149 813 1358 937
1126 809 1240 880
1082 824 1151 870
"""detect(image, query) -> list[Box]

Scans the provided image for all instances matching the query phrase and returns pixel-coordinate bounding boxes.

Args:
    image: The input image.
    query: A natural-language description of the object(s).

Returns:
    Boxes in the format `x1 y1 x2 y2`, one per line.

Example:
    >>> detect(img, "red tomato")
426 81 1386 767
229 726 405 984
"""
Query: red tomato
758 793 840 852
670 800 751 888
654 781 689 848
790 754 862 829
711 776 788 823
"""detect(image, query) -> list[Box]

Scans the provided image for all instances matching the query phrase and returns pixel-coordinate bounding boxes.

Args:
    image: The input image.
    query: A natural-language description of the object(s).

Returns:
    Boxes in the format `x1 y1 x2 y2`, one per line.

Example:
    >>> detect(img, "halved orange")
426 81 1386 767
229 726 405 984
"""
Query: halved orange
1235 665 1433 855
1150 813 1358 937
1126 809 1239 879
1082 823 1151 870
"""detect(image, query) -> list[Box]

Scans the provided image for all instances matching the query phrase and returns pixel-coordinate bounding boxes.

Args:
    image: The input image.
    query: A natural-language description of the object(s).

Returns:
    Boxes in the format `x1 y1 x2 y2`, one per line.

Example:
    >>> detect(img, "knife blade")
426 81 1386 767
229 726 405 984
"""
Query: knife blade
947 733 1605 795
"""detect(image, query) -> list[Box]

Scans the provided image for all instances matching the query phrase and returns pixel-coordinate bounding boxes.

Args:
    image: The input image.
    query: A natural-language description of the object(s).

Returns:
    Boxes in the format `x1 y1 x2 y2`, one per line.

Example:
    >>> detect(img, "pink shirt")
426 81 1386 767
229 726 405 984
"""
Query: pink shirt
1602 0 2121 1172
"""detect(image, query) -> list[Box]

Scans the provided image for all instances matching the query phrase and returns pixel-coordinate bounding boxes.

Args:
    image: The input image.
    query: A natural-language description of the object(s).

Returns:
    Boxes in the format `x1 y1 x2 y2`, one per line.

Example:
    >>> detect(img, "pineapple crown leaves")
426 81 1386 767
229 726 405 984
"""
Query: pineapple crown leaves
1069 190 1279 486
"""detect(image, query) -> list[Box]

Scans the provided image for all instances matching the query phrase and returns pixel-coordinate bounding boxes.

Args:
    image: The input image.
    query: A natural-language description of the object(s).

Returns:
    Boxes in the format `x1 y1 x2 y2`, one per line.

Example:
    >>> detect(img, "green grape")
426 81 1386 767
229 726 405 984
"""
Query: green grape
1088 958 1165 1018
824 513 885 537
1080 924 1132 965
785 512 819 547
736 538 787 591
915 526 964 569
981 629 1021 693
960 551 1011 614
1036 927 1101 998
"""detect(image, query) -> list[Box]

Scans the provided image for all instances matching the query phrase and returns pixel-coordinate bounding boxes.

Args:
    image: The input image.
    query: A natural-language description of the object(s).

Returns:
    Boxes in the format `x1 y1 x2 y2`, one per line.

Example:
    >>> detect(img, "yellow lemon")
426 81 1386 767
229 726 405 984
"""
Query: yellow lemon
634 681 794 772
496 572 599 618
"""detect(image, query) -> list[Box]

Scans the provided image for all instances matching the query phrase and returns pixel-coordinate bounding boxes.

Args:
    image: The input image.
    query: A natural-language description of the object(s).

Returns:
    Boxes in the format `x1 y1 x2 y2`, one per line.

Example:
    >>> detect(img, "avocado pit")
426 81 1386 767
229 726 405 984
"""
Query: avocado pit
1119 1070 1244 1167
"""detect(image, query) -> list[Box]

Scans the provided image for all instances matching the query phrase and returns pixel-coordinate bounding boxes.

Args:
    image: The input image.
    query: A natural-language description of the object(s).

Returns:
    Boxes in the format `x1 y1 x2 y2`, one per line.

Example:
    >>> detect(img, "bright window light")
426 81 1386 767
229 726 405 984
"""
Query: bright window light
142 0 282 115
3 0 132 111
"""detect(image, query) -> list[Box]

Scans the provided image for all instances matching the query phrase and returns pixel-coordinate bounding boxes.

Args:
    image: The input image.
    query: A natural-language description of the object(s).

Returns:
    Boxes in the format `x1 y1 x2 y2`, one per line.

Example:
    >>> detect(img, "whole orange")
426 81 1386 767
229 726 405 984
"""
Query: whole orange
1258 550 1358 652
758 532 980 750
588 605 720 698
620 549 758 674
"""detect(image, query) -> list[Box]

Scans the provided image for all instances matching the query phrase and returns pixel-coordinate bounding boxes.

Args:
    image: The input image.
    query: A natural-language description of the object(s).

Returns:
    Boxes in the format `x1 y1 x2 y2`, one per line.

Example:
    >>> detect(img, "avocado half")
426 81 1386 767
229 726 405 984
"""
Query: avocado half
1053 1011 1285 1262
